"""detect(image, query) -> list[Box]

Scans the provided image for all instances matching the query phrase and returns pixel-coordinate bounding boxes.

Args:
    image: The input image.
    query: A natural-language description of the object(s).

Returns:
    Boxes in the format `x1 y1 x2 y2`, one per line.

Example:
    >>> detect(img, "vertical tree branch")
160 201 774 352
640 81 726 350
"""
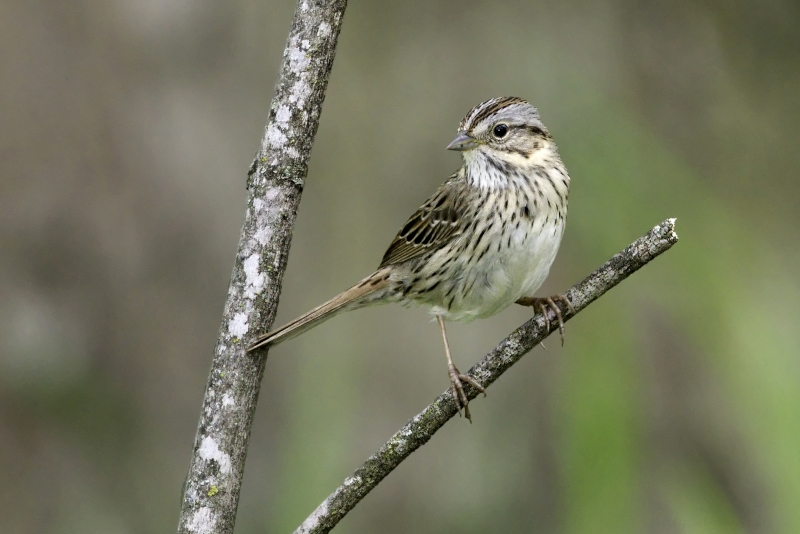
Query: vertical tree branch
295 219 679 534
177 2 348 533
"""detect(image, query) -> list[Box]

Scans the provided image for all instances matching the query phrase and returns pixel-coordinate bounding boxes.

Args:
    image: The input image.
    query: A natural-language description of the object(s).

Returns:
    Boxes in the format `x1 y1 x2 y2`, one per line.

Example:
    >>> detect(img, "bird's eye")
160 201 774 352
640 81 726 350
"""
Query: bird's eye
493 123 509 138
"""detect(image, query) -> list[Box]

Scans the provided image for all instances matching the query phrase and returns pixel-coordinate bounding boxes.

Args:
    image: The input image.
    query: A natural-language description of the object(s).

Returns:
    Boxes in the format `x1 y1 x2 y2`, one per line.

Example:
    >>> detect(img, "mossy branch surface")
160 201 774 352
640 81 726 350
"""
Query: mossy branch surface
295 218 679 534
177 1 348 533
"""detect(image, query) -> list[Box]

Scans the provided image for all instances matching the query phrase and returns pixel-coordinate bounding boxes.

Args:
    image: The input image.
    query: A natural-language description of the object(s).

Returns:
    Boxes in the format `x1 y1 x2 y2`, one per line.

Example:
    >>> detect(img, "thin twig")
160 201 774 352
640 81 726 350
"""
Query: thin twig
176 1 348 533
295 218 679 534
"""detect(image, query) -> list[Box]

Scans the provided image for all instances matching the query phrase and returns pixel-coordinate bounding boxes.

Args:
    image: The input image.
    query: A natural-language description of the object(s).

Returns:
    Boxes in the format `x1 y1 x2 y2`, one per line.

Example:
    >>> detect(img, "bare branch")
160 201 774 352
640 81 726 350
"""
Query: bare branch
177 1 348 533
295 218 679 534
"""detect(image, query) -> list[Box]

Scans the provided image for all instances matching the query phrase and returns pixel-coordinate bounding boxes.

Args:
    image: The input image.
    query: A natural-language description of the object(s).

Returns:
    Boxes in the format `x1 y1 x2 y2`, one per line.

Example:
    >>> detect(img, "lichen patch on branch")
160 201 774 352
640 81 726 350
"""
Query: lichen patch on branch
265 124 288 148
198 436 232 475
243 254 266 299
187 507 216 534
227 313 248 338
276 105 292 124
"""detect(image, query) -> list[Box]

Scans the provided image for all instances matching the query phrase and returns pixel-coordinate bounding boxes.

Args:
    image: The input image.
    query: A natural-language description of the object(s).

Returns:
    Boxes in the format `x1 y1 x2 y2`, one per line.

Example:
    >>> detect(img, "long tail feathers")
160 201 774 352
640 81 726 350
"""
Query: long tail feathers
246 270 391 352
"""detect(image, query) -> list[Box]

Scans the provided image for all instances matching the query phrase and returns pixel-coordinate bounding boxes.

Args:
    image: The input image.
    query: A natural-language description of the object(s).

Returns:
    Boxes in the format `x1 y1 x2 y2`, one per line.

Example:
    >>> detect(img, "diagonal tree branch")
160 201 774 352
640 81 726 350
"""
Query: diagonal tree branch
177 1 348 533
295 218 679 534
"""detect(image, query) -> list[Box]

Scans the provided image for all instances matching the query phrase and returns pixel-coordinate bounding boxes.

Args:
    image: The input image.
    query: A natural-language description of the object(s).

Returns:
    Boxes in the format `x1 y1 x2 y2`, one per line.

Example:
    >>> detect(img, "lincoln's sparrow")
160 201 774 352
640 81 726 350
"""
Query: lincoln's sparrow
249 97 573 420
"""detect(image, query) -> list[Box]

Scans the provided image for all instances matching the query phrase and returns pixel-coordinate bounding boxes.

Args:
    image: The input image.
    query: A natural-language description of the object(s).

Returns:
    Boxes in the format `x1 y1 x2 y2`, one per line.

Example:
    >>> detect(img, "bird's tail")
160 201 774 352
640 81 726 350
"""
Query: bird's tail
246 269 391 352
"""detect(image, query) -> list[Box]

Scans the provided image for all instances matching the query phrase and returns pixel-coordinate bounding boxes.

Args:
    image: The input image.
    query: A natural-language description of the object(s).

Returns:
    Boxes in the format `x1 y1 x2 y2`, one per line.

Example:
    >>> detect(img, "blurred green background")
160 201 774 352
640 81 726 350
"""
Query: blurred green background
2 0 799 532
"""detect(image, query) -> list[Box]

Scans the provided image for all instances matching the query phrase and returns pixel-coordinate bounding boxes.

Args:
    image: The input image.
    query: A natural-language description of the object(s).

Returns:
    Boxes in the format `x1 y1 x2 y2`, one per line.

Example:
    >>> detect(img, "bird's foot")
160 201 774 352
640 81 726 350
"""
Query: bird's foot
517 294 575 345
448 364 486 423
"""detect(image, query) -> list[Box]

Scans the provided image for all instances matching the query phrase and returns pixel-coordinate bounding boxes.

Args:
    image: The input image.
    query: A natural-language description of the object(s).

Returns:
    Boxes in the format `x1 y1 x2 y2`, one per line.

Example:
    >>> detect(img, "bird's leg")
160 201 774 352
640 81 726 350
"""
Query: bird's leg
516 294 575 345
437 316 485 422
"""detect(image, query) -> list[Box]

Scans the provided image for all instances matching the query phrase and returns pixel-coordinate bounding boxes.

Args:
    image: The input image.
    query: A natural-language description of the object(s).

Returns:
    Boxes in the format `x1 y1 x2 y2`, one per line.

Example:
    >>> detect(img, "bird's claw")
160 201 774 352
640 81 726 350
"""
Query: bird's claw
448 364 486 422
519 294 574 345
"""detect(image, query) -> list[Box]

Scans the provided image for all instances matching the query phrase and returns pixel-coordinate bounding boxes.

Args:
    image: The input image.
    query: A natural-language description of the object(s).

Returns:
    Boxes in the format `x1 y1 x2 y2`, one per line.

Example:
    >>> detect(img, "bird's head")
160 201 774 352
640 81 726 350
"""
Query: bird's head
447 97 553 165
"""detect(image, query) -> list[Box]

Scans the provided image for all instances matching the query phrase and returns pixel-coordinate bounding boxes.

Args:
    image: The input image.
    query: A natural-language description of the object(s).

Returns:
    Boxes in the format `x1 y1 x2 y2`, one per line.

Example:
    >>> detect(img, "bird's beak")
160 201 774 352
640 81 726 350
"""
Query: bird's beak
446 131 480 151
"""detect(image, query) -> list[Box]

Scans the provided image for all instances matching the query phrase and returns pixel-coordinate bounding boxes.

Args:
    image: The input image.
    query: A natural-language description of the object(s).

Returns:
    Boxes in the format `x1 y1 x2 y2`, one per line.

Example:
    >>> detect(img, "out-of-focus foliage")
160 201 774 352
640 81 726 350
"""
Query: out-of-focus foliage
1 0 798 532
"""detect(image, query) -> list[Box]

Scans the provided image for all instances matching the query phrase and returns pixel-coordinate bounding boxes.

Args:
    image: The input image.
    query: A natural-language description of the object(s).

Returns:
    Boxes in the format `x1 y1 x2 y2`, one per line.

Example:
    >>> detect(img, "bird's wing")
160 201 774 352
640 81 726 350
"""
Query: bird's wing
379 178 465 268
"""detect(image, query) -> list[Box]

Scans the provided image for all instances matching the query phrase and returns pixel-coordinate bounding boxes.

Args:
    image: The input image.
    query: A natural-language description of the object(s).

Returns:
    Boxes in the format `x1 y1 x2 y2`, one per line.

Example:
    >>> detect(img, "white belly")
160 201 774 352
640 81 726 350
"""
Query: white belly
429 217 565 322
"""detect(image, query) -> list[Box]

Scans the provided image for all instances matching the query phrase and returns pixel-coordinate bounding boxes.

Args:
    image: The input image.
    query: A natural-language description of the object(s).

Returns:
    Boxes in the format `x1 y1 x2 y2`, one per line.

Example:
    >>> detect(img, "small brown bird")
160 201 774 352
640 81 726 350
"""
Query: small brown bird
248 97 572 420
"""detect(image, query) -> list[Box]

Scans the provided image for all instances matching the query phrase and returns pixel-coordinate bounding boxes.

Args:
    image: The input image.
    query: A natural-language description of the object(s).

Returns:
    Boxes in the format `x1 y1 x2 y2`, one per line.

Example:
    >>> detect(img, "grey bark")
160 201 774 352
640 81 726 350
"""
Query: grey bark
294 218 679 534
176 1 347 533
